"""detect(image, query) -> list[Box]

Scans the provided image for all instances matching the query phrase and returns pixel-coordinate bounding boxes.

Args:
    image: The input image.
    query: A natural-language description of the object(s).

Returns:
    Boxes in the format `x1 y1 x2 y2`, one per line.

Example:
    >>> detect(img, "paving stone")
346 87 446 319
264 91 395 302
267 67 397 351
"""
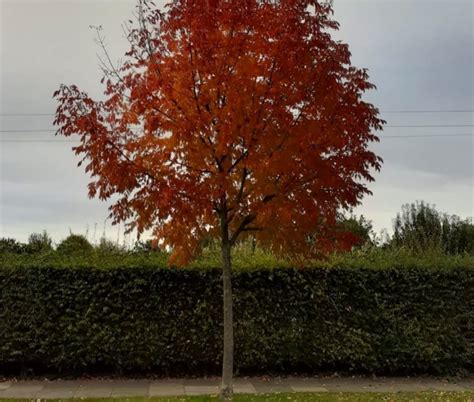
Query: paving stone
1 376 471 398
74 388 113 398
316 378 466 393
249 378 293 393
185 385 220 395
150 380 185 396
291 386 329 393
270 377 329 393
233 379 257 394
74 380 116 398
457 378 474 391
36 380 81 398
110 380 151 397
414 380 467 392
318 378 416 392
37 388 77 399
383 379 465 393
0 382 44 398
0 382 11 391
358 383 424 392
184 378 219 386
184 378 220 396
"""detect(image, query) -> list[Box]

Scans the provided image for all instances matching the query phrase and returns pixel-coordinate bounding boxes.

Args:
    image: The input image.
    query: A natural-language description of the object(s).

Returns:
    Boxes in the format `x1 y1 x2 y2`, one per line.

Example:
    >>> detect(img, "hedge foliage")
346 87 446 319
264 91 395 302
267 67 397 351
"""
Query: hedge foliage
2 245 474 271
0 264 473 376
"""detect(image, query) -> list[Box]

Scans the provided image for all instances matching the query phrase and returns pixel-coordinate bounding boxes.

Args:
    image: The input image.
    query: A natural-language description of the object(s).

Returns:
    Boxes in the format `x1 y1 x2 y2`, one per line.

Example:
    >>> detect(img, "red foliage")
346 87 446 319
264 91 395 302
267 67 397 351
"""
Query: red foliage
54 0 383 264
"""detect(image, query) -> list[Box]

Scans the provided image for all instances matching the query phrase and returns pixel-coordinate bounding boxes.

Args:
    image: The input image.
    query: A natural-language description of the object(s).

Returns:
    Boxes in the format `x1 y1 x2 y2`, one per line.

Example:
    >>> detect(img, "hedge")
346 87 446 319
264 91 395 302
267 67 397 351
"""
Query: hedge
0 265 472 376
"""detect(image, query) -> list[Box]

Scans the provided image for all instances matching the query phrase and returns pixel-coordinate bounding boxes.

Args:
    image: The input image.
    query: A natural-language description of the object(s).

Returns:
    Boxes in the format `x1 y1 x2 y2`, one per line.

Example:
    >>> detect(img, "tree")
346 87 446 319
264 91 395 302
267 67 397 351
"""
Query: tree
27 231 53 254
337 213 374 247
56 234 94 255
0 238 26 254
133 239 155 253
442 216 474 255
96 237 124 254
54 0 383 398
392 201 474 254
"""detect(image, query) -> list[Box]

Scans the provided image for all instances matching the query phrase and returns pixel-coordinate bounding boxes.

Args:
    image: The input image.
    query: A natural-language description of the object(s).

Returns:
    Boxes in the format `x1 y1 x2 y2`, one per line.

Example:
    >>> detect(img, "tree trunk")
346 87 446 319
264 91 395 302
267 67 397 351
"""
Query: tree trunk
220 225 234 399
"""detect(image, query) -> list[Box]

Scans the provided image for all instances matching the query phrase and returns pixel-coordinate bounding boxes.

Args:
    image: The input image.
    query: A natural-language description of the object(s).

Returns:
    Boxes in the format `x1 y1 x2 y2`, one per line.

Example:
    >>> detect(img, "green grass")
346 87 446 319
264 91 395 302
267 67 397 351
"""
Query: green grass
2 392 474 402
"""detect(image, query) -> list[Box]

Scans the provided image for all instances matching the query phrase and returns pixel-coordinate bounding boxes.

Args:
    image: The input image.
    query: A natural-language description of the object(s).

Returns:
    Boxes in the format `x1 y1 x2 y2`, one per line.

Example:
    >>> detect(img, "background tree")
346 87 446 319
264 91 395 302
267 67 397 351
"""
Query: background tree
307 213 374 252
391 201 473 254
440 215 474 255
95 237 126 254
54 0 383 398
133 239 155 253
56 234 94 255
0 238 26 254
337 213 374 247
27 231 53 254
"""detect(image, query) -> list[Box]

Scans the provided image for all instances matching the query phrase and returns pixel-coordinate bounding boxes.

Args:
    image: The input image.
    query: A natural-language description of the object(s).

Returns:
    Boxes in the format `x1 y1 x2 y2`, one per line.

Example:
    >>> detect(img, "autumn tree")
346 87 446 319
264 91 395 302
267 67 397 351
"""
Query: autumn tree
54 0 383 398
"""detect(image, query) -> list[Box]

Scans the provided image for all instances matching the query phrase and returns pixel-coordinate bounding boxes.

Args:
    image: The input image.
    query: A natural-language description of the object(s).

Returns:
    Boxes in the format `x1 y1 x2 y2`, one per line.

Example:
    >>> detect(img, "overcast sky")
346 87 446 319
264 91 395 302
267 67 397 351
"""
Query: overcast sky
1 0 473 245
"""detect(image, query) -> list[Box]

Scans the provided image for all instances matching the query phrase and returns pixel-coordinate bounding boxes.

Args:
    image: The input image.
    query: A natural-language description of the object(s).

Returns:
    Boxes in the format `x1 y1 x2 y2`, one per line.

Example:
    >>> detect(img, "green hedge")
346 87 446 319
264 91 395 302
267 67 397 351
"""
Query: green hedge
0 266 472 376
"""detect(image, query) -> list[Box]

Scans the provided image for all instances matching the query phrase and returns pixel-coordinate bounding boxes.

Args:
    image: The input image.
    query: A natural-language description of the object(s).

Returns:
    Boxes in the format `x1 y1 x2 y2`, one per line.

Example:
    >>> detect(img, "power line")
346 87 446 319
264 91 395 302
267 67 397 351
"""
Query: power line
0 113 54 116
1 140 76 143
0 129 56 132
381 110 474 114
2 124 474 133
1 133 473 143
381 133 473 138
1 110 474 117
385 124 474 128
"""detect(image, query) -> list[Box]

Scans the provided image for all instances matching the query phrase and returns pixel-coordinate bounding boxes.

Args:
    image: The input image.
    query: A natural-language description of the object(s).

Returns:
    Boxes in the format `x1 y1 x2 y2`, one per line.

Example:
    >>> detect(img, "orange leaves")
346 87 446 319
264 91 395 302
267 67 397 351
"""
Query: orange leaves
54 0 383 264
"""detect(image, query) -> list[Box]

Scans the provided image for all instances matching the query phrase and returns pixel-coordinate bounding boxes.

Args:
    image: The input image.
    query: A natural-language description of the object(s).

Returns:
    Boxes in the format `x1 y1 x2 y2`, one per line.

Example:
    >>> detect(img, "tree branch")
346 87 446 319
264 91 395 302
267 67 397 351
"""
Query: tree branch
230 213 256 245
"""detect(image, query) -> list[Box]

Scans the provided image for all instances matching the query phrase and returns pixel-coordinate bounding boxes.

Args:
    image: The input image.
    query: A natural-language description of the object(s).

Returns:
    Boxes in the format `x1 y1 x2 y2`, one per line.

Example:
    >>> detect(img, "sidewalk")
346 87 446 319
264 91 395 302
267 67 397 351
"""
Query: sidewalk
0 376 473 399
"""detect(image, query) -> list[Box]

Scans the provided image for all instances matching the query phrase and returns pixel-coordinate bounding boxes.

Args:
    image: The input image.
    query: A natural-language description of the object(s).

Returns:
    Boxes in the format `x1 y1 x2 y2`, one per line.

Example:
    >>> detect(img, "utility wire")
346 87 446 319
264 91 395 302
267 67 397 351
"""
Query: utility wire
1 140 77 143
1 110 474 117
380 133 473 138
0 113 54 116
1 133 473 143
1 124 474 133
381 110 474 114
385 124 474 128
0 129 56 132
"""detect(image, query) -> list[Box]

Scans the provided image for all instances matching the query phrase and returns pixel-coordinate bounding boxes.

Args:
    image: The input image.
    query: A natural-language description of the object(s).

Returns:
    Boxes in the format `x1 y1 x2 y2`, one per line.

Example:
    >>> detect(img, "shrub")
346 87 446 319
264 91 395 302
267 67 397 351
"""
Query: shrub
56 234 93 255
95 237 124 254
26 231 53 254
133 239 155 253
0 264 472 376
0 238 25 254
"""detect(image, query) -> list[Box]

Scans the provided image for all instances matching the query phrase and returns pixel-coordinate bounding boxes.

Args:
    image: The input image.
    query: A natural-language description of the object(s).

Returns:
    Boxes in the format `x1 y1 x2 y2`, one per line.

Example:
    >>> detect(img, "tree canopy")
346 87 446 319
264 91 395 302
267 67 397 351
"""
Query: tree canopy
54 0 383 265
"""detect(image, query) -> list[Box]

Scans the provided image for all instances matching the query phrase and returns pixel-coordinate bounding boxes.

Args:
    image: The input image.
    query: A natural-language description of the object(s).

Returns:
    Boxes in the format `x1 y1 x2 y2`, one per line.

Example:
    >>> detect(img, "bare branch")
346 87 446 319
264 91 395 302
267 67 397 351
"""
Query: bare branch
91 25 124 83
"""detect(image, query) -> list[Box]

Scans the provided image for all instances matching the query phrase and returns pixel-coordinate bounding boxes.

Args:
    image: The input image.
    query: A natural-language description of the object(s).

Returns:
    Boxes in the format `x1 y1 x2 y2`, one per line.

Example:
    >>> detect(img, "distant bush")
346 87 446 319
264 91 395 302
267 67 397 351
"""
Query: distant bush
26 231 53 254
133 239 155 253
95 237 124 254
0 264 472 376
0 238 25 254
56 234 93 255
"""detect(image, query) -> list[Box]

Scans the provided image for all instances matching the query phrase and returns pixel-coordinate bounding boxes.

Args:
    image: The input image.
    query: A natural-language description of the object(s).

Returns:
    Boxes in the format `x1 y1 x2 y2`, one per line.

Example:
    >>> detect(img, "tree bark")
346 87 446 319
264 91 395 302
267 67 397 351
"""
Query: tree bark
220 215 234 400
